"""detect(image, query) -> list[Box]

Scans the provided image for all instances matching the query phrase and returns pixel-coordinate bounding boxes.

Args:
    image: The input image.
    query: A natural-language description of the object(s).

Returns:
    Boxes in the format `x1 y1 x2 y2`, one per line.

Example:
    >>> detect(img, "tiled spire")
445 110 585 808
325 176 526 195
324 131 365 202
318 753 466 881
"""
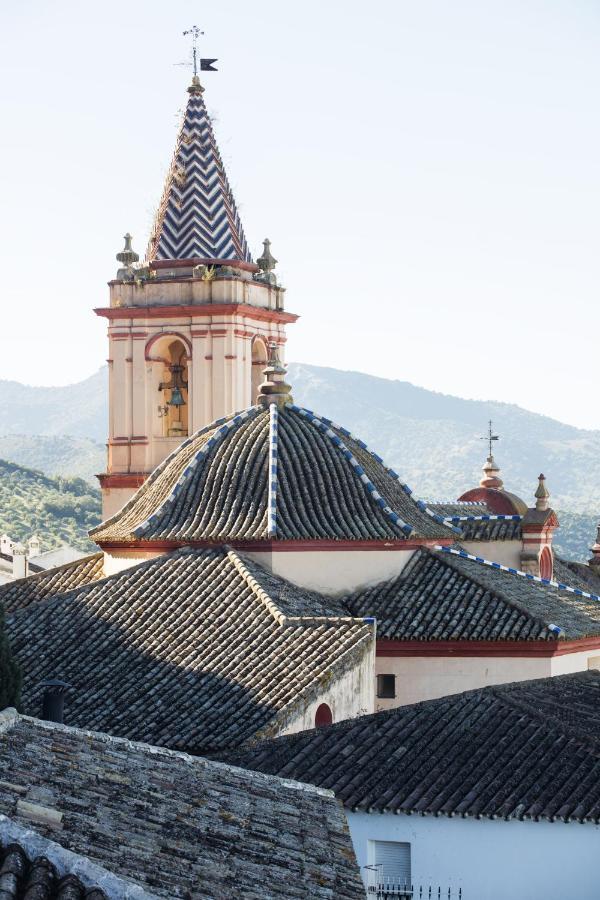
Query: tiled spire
146 76 251 264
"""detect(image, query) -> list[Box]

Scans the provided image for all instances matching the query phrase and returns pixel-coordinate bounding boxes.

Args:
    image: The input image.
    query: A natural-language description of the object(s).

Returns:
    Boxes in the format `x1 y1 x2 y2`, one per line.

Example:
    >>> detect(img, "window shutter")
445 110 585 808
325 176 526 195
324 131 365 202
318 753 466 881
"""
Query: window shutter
373 840 411 886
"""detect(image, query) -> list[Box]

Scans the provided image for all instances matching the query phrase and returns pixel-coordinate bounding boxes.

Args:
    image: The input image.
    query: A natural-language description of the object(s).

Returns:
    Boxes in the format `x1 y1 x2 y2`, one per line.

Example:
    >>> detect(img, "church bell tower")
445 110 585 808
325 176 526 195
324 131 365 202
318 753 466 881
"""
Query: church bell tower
96 69 297 518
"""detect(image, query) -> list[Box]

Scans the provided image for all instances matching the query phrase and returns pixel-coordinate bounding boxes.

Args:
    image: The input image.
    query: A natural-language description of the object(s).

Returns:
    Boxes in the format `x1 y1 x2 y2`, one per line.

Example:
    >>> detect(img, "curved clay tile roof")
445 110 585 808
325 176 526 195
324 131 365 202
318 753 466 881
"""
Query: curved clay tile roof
7 547 372 752
91 406 456 545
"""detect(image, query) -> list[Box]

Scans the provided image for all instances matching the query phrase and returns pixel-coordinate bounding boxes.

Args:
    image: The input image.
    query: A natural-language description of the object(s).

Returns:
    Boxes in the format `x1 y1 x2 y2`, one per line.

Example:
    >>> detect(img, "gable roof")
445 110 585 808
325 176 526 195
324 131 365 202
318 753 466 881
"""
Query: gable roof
345 545 600 641
91 406 456 545
7 547 372 752
146 79 251 264
0 711 364 899
224 671 600 823
0 553 104 615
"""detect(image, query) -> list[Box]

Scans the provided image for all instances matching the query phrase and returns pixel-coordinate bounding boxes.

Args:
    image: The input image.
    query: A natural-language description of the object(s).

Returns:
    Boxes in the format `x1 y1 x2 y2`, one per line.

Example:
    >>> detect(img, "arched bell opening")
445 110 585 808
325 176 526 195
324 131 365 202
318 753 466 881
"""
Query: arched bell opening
539 545 553 581
149 336 190 438
251 337 268 405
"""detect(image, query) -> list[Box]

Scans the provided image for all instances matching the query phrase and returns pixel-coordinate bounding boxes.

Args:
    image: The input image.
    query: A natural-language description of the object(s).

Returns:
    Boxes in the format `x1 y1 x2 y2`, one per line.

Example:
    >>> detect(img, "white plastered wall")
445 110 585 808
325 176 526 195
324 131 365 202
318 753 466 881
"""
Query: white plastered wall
280 635 375 735
349 811 600 900
245 549 415 596
460 539 522 568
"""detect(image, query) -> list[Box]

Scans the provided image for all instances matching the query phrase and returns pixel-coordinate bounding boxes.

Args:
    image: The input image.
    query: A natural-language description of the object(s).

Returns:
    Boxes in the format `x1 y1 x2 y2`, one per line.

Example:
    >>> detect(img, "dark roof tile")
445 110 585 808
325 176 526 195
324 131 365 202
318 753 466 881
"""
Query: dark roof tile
224 671 600 823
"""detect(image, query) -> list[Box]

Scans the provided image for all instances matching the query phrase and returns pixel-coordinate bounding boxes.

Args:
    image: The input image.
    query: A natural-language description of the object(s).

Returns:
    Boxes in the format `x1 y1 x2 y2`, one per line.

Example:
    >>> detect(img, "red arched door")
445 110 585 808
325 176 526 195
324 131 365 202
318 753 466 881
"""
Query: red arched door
315 703 333 728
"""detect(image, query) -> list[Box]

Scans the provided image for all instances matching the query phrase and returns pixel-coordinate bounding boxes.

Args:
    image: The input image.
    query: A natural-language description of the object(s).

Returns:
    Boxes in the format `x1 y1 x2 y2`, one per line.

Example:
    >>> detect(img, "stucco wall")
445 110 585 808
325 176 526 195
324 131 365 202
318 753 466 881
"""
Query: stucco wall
461 540 522 568
246 549 415 596
281 638 375 736
349 810 600 899
375 654 552 708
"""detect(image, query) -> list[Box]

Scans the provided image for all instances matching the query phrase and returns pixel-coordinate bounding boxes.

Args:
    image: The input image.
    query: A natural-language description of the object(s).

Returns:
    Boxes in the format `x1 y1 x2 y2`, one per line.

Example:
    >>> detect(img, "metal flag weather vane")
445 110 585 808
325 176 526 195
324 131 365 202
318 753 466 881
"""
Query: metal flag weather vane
182 25 218 76
480 420 499 457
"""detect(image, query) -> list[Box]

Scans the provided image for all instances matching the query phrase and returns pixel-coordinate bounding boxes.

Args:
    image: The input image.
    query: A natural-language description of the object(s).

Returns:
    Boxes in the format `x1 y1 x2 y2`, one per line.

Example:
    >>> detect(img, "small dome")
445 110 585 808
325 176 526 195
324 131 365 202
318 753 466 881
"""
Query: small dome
92 405 456 545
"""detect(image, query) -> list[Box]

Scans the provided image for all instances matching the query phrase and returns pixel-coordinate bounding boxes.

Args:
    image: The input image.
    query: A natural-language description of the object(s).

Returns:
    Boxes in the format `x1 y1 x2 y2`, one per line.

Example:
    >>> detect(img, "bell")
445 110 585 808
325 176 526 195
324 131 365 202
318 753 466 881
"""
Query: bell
168 387 186 408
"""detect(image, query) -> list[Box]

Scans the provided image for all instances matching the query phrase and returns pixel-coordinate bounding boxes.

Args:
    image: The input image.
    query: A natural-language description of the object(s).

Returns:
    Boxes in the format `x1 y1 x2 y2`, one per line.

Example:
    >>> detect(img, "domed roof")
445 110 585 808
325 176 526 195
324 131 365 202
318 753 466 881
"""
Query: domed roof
91 404 458 545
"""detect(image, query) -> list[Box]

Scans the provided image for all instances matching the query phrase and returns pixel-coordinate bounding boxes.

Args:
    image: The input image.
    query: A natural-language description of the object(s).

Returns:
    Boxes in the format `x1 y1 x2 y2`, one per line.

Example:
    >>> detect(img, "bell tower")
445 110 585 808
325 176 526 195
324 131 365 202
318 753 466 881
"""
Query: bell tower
96 71 297 518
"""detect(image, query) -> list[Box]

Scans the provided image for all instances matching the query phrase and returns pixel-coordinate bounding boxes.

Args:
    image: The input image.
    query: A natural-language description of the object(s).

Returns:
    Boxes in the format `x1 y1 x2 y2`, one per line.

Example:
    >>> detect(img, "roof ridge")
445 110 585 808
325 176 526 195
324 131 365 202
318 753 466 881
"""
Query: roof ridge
490 674 600 755
226 546 287 624
267 403 279 538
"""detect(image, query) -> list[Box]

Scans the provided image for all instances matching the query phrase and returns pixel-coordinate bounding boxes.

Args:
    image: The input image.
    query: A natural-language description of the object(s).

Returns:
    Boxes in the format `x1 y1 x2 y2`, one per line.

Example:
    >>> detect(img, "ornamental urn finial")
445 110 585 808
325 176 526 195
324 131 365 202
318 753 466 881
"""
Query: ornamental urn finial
257 342 293 407
116 233 139 267
535 473 550 511
255 239 278 285
480 455 503 491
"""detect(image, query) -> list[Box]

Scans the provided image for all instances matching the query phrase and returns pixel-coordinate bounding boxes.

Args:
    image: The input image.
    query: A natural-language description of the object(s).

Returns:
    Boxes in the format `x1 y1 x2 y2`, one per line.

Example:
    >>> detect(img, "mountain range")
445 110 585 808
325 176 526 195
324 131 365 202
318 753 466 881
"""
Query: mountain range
0 363 597 560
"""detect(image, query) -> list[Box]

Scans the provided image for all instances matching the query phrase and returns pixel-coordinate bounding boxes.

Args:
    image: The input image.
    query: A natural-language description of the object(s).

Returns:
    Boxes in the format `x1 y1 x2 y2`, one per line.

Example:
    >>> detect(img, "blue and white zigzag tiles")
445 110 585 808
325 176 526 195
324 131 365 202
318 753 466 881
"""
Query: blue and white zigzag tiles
147 91 251 263
434 544 600 621
289 404 462 537
133 407 259 537
267 403 279 538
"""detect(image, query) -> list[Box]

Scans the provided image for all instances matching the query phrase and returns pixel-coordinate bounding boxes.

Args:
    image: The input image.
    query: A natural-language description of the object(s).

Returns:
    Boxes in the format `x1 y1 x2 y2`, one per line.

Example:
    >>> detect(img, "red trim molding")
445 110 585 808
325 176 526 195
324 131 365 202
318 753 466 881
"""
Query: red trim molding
96 303 299 325
97 473 148 489
376 637 600 658
98 538 453 553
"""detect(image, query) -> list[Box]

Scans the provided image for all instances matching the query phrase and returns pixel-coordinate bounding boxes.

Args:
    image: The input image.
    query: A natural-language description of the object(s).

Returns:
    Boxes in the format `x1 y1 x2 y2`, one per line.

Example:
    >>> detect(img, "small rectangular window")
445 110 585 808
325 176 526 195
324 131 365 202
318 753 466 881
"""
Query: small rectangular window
377 674 396 698
368 840 411 888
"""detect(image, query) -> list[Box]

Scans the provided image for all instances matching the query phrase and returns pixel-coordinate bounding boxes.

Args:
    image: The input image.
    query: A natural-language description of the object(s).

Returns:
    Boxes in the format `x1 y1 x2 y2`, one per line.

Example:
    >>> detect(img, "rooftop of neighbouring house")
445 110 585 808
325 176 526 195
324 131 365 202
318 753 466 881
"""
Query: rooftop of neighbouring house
0 710 364 899
223 670 600 823
2 546 371 753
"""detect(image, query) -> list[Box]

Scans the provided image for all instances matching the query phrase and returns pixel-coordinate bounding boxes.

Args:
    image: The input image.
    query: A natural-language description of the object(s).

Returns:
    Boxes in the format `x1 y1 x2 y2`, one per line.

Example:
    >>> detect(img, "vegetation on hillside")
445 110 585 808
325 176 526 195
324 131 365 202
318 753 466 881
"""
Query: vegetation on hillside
0 459 101 552
0 603 21 710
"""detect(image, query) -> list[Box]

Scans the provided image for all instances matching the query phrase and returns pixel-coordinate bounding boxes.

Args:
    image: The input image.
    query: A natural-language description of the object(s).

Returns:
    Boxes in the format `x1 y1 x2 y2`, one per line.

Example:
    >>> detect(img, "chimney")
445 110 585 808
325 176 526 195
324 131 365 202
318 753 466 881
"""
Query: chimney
589 524 600 572
39 679 70 725
12 543 28 579
27 534 41 558
0 534 13 556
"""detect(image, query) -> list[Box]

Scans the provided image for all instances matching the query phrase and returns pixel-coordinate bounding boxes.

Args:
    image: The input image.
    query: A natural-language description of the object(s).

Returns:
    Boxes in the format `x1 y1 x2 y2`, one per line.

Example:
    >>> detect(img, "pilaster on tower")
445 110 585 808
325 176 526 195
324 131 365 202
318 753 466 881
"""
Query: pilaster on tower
96 73 298 519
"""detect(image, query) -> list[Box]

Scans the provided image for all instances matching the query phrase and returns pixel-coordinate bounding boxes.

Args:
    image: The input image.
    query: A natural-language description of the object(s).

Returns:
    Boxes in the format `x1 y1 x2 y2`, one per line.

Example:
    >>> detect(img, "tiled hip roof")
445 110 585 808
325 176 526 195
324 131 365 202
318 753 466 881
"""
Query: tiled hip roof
7 547 372 752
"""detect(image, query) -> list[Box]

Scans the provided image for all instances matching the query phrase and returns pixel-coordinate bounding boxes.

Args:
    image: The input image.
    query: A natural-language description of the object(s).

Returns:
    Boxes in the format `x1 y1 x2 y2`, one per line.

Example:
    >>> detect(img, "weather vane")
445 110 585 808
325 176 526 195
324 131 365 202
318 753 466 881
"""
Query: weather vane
181 26 218 78
480 420 499 458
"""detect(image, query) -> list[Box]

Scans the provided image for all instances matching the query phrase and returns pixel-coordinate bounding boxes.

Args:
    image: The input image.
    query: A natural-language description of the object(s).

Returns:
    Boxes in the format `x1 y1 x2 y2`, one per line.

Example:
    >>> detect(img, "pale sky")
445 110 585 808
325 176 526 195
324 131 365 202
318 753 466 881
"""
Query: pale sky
1 1 599 428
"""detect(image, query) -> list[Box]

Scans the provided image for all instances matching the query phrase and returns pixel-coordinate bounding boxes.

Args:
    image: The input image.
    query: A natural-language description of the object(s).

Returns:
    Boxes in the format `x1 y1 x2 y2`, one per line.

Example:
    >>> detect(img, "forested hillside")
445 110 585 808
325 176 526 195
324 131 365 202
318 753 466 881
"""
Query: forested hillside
0 460 101 551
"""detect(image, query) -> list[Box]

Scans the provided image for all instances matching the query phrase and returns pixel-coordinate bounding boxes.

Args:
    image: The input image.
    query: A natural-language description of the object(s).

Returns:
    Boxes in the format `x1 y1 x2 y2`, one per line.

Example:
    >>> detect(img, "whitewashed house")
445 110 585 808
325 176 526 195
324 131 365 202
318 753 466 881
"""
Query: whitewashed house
227 671 600 900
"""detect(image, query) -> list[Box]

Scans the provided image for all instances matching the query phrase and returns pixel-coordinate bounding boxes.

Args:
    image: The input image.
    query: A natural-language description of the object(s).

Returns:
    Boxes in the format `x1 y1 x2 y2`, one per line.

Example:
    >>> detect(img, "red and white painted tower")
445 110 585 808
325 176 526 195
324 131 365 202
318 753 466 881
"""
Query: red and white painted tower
96 73 297 518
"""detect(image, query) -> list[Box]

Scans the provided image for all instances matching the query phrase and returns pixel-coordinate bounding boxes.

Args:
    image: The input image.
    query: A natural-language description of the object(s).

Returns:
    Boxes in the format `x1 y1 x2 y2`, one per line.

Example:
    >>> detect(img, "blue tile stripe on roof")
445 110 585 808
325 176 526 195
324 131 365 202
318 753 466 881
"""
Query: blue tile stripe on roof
434 544 600 624
267 403 279 538
133 407 260 537
289 404 462 536
445 514 523 524
289 405 414 536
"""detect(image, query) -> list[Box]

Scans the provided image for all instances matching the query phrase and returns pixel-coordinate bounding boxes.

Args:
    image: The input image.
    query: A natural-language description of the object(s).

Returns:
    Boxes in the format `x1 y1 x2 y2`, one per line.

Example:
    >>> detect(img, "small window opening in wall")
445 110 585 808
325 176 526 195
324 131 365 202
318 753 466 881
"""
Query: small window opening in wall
377 674 396 699
315 703 333 728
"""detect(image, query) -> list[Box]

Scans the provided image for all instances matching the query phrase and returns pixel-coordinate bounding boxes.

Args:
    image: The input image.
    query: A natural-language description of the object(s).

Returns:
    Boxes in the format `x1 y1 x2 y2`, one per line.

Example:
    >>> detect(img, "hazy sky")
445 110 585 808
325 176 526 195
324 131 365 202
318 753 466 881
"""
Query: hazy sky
1 1 599 428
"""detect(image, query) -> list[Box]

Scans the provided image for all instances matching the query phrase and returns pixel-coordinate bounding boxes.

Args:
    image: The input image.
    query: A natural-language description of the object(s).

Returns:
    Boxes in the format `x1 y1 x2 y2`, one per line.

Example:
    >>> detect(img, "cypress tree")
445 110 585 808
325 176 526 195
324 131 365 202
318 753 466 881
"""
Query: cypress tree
0 603 20 710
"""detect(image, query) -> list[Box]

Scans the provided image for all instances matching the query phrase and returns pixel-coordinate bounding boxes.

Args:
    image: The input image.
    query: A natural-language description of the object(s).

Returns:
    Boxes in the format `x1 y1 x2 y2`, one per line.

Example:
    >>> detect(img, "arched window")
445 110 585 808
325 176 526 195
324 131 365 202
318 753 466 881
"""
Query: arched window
148 336 190 438
251 338 268 405
315 703 333 728
539 546 553 581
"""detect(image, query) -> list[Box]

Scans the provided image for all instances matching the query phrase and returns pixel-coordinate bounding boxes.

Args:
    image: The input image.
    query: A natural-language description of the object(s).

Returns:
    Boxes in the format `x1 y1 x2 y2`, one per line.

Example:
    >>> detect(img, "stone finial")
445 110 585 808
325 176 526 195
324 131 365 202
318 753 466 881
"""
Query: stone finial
187 74 205 95
255 239 278 285
480 455 503 491
535 473 550 511
257 343 293 407
116 233 139 268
